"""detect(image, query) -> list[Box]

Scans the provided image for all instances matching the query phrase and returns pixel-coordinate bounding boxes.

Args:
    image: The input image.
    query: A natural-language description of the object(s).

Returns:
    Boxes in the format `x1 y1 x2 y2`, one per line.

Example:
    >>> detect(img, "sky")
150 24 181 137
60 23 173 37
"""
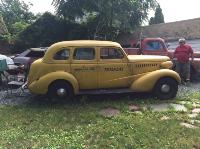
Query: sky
26 0 200 23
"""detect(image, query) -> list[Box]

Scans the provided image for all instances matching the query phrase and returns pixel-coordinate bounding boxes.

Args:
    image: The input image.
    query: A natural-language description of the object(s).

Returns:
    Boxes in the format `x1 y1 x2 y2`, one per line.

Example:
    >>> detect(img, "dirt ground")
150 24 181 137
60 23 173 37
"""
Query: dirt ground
0 82 199 106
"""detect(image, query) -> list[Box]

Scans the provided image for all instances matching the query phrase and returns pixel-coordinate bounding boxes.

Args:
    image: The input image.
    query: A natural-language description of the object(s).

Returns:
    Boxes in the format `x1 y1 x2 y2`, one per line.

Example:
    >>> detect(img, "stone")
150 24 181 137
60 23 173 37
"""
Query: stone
189 120 200 125
99 107 120 118
178 101 191 105
180 123 198 129
129 104 140 112
192 108 200 114
150 103 187 112
134 111 143 115
150 103 170 112
170 104 187 112
188 113 198 118
160 116 170 121
190 103 200 108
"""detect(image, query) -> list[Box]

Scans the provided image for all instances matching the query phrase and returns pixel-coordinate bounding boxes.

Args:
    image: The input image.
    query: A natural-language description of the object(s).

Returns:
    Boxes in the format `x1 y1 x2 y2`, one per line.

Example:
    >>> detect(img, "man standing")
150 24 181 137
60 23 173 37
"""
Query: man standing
174 38 194 84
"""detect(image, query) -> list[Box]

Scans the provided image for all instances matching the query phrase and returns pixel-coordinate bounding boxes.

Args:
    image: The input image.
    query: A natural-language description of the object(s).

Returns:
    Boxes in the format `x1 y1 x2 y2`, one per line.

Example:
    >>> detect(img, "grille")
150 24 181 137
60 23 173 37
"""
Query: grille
135 63 158 68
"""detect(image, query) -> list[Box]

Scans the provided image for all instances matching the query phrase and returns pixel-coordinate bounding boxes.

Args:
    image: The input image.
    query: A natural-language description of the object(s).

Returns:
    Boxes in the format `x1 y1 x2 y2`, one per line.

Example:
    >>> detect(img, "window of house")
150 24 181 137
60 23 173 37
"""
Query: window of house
54 49 70 60
100 48 124 59
73 48 95 60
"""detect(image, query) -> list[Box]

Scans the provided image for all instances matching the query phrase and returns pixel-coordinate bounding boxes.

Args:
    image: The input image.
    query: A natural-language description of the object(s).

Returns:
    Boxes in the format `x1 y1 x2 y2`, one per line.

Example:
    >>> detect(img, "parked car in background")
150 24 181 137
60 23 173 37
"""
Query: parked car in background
13 47 48 70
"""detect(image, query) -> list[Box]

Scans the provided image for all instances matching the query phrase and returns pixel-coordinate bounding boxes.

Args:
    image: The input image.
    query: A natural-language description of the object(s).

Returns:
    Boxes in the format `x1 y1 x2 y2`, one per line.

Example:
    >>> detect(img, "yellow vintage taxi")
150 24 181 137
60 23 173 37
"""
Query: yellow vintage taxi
28 40 181 100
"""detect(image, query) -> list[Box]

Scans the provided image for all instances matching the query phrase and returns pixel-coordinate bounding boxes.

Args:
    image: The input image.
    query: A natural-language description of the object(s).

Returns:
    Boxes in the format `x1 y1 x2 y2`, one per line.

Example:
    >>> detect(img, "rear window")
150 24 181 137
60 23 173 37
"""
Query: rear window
26 51 45 57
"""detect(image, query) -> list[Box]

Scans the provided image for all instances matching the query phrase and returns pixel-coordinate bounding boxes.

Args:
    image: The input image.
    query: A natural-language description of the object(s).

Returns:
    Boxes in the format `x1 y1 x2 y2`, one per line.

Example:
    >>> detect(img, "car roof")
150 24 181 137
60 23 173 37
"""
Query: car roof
43 40 123 63
50 40 122 48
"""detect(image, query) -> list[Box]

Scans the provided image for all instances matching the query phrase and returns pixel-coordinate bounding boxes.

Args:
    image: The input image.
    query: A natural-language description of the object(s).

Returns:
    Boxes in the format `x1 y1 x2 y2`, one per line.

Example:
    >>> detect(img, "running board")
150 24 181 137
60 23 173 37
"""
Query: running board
78 88 134 95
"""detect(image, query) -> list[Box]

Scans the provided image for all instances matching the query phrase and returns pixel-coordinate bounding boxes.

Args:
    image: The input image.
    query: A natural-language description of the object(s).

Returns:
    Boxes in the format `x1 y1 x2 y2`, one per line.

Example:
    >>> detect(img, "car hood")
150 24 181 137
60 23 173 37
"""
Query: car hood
127 55 170 62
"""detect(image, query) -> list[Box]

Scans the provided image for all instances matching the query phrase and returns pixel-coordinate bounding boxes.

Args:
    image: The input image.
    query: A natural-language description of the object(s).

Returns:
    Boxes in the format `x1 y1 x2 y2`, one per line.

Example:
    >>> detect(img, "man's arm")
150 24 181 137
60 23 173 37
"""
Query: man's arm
173 47 178 59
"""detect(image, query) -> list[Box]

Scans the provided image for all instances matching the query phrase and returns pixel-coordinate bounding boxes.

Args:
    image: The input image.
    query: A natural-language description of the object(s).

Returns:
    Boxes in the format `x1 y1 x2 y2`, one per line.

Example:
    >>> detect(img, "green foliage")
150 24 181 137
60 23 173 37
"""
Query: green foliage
52 0 157 40
0 0 35 33
14 12 88 52
149 4 165 25
0 90 200 148
0 0 37 45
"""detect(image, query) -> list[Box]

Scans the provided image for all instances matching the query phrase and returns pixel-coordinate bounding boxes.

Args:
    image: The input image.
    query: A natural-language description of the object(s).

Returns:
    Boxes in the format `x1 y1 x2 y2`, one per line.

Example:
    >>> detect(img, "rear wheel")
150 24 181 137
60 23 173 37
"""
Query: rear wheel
153 77 178 100
48 80 74 100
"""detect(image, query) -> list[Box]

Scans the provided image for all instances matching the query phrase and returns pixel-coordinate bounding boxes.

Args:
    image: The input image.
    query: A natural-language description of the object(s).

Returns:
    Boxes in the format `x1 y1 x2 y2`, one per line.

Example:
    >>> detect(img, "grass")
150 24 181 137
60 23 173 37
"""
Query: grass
0 92 200 148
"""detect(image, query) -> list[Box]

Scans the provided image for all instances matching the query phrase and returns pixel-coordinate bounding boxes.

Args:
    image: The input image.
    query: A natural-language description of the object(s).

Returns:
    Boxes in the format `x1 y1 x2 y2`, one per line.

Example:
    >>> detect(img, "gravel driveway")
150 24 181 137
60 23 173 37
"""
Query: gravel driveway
0 83 200 106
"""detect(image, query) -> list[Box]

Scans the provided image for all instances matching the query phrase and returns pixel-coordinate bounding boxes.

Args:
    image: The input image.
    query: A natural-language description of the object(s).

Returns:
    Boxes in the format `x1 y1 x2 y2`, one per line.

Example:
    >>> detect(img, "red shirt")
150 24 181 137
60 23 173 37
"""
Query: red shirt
174 44 193 63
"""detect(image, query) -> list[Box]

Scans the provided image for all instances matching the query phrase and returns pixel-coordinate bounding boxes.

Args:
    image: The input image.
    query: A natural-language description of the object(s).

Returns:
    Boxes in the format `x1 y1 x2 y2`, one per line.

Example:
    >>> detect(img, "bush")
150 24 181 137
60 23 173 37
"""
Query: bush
14 12 88 53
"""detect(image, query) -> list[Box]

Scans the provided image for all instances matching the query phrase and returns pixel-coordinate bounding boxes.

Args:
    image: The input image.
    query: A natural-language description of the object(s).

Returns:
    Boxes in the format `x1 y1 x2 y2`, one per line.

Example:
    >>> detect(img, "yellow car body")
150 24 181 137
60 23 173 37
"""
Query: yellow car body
28 40 181 99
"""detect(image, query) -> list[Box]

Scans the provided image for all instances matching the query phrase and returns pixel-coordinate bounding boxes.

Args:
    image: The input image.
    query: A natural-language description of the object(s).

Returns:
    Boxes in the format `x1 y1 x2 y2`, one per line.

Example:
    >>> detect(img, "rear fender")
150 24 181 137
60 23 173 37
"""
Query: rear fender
28 71 79 94
130 69 181 92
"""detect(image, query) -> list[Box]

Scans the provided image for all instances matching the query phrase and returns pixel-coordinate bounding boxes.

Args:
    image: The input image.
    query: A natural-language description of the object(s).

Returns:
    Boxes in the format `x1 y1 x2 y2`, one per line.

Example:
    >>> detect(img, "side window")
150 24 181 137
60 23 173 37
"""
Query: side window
100 48 124 59
73 48 95 60
145 41 163 50
54 49 70 60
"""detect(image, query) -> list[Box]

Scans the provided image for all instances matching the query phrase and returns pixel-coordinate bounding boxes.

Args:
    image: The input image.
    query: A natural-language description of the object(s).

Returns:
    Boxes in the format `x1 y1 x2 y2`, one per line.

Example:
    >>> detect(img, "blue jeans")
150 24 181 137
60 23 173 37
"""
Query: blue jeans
175 61 190 81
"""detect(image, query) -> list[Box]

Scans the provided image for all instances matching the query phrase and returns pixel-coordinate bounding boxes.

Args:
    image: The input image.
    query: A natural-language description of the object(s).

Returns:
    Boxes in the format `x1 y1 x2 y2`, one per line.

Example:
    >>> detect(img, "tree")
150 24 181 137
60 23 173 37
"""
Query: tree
0 0 35 33
0 15 8 35
52 0 157 40
149 4 164 25
14 12 88 53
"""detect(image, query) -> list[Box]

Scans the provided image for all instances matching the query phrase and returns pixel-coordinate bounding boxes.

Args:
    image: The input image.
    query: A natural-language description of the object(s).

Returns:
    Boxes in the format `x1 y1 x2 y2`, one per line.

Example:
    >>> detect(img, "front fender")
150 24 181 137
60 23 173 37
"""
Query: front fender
130 69 181 92
28 71 79 95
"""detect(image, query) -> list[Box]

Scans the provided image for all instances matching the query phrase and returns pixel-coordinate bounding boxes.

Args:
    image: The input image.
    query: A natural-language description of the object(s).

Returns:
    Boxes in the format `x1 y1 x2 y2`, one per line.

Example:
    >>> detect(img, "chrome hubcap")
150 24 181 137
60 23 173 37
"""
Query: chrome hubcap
161 84 170 93
56 88 67 97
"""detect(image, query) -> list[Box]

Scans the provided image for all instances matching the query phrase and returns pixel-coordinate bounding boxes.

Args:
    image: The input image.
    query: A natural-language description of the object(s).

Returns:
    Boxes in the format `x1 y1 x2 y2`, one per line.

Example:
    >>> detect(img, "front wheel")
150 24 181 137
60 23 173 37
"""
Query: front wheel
153 77 178 100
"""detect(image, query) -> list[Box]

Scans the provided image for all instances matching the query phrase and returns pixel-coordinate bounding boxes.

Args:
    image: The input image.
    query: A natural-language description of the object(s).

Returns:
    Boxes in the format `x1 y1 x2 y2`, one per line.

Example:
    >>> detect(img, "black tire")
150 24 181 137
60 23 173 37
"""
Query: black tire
48 80 74 100
153 77 178 100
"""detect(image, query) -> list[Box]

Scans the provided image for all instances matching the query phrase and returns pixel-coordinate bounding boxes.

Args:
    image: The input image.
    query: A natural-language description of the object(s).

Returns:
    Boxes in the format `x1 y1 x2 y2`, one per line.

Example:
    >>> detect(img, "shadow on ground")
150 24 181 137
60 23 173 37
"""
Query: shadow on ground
26 92 170 107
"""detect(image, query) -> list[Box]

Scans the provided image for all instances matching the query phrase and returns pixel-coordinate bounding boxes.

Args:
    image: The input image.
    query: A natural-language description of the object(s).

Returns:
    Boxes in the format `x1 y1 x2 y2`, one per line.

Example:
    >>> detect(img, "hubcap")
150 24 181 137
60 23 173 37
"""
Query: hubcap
161 84 170 93
56 88 67 97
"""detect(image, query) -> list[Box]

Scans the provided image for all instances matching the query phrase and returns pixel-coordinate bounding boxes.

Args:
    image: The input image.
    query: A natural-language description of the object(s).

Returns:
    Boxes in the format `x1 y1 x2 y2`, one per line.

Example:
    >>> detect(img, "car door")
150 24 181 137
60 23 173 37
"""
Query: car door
71 47 98 89
98 47 132 89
